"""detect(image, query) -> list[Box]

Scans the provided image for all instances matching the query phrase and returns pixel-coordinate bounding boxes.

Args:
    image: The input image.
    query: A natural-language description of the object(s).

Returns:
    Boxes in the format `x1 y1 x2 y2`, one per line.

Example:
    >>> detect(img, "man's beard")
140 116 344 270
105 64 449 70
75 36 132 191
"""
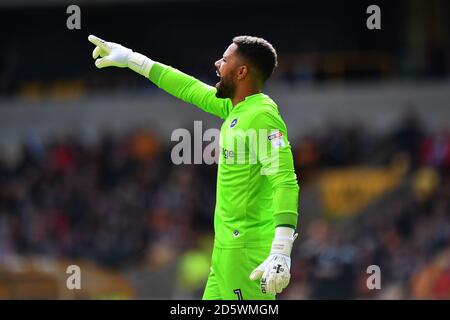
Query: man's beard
215 75 235 99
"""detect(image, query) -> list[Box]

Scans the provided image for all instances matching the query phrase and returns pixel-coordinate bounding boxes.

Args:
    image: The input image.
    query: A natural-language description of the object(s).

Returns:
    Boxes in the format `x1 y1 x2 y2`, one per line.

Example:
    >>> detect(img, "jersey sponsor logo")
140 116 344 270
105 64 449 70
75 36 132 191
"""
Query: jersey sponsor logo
222 147 234 159
268 130 285 148
230 118 238 128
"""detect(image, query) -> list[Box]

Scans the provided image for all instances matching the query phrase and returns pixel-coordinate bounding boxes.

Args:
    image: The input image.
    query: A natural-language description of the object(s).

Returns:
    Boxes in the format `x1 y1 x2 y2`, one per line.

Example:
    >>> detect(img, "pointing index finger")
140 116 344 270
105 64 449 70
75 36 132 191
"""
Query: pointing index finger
88 35 109 52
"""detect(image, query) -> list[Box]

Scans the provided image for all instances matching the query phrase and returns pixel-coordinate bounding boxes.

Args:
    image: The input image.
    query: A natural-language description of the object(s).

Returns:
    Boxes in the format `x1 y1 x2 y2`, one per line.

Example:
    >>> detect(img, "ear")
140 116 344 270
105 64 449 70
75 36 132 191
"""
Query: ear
236 65 249 80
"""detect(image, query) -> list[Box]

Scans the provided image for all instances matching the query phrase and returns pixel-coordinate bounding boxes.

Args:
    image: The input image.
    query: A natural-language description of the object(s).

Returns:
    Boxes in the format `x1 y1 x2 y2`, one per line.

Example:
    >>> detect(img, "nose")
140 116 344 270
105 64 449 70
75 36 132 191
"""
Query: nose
214 59 221 69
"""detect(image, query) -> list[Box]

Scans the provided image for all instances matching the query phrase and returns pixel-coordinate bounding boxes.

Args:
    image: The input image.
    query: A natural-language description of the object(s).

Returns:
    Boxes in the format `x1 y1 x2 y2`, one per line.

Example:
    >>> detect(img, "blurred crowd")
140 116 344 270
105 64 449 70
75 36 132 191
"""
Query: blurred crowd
285 167 450 299
0 130 216 268
285 114 450 299
1 113 450 299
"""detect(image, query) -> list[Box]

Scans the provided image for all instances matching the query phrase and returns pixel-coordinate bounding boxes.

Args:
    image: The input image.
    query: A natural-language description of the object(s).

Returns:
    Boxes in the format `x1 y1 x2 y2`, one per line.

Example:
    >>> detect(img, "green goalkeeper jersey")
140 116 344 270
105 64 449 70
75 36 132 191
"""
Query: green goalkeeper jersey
148 63 299 249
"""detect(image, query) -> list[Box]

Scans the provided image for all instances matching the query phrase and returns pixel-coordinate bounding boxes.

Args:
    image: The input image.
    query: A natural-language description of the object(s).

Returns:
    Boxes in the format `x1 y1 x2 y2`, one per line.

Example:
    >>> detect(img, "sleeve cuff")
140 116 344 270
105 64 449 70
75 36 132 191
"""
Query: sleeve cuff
273 211 298 229
148 62 168 83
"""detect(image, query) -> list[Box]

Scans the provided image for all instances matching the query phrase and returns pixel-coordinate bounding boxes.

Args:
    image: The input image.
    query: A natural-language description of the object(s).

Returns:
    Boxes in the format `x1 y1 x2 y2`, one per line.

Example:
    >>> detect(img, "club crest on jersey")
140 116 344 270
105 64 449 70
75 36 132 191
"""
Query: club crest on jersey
230 118 238 128
268 131 285 148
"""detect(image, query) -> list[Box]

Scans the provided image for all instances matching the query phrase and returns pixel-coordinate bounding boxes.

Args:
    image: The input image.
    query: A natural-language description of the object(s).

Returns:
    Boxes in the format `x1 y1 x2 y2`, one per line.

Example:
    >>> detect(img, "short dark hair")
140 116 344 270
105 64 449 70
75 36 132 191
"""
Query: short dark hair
232 35 278 83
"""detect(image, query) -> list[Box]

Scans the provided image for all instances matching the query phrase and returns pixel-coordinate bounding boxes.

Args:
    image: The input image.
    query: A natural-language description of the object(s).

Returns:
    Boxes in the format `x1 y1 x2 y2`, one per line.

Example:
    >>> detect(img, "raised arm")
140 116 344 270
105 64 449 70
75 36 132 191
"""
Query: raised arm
148 63 231 119
88 35 231 119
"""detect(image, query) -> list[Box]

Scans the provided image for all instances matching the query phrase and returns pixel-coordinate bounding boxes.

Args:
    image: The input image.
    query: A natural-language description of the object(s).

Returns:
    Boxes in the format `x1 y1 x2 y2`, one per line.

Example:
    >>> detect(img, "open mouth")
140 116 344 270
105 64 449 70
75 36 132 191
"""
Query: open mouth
215 70 221 88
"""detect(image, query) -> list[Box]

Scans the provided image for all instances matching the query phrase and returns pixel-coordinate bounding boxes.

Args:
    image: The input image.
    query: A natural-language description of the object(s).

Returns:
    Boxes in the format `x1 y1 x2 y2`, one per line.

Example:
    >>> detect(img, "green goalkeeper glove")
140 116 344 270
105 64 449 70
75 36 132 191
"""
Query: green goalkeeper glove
250 226 298 295
88 35 154 77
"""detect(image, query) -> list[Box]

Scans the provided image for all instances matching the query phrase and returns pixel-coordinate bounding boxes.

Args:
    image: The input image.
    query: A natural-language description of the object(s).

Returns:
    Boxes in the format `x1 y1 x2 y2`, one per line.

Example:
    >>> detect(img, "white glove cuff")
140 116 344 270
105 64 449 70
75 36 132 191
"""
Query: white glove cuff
271 227 297 256
127 52 155 78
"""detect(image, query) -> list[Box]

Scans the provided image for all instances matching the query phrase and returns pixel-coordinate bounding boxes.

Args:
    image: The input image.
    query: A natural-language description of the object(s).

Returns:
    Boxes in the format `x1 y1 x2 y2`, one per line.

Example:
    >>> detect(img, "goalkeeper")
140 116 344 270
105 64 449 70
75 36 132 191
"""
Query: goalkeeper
88 34 300 300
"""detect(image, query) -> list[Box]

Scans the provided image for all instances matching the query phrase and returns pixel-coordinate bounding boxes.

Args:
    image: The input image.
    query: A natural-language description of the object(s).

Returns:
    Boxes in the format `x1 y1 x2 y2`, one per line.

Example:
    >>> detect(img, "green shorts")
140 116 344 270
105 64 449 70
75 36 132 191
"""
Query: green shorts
202 246 276 300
